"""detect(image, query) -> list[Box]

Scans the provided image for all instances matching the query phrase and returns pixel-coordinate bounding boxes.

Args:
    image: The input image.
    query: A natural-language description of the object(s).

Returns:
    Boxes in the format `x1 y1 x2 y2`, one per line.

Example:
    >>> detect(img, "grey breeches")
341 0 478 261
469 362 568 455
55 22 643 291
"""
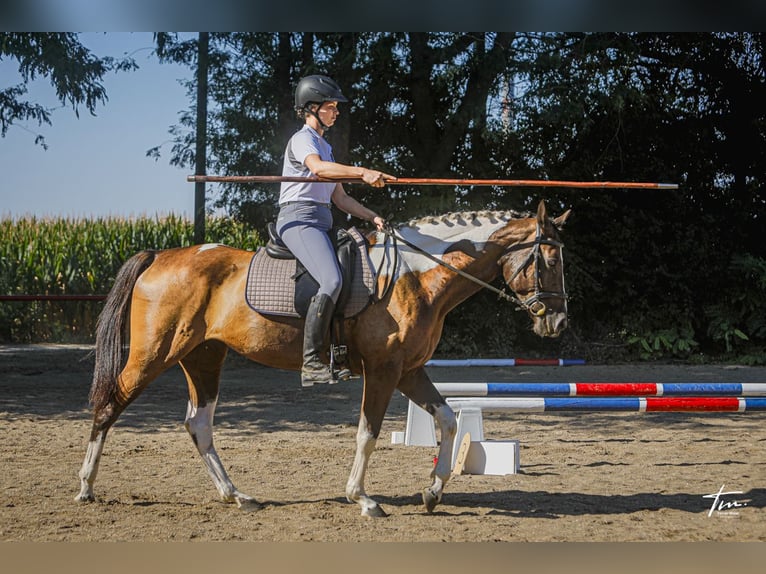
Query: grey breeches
276 202 342 303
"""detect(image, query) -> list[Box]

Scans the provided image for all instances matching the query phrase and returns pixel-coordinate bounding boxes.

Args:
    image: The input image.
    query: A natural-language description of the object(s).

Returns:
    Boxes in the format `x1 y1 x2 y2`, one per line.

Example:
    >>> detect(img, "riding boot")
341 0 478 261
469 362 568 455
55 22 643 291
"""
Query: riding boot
301 293 336 387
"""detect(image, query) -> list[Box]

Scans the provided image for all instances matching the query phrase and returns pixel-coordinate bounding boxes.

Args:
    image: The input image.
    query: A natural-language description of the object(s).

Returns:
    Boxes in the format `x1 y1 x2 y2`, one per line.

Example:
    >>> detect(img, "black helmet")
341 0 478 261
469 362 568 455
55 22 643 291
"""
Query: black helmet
294 75 349 111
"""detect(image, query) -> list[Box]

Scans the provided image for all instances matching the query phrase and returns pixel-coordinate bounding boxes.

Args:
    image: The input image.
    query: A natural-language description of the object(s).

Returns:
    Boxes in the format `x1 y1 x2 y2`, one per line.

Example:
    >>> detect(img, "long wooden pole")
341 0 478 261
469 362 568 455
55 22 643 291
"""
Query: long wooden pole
186 175 678 189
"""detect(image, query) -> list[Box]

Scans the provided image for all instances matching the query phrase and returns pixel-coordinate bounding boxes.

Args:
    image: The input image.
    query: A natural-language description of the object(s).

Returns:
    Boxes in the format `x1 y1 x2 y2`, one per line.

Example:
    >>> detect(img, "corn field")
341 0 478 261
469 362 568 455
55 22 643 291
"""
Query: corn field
0 215 262 342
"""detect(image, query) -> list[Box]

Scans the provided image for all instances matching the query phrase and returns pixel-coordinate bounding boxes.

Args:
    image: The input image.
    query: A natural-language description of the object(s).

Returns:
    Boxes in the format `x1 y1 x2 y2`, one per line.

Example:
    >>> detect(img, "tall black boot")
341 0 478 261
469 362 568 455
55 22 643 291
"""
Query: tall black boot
301 293 335 387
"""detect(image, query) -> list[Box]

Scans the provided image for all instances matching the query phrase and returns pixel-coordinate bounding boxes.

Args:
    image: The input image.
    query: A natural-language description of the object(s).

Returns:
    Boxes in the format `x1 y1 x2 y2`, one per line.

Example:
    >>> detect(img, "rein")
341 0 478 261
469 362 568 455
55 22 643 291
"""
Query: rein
377 223 566 314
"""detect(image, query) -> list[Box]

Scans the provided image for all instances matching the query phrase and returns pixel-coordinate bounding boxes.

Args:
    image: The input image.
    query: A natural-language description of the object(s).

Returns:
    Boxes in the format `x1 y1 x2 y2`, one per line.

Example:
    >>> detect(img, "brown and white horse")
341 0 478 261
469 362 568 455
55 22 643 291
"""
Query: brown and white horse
75 200 570 517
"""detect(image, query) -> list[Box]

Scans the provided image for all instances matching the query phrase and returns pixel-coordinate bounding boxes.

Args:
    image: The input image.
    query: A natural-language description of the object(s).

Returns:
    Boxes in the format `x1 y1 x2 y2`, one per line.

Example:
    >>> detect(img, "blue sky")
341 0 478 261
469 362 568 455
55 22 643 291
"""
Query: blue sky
1 32 198 219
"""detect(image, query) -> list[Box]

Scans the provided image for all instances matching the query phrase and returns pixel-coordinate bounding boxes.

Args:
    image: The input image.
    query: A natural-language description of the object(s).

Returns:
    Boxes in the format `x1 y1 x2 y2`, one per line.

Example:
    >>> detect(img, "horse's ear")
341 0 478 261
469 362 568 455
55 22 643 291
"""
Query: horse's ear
553 209 572 230
536 200 547 225
537 200 571 229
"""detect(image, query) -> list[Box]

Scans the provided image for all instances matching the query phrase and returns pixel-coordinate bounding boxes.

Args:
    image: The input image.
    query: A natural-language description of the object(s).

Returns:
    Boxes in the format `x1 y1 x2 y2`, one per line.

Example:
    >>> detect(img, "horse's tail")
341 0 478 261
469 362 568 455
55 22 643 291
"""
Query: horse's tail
89 250 158 411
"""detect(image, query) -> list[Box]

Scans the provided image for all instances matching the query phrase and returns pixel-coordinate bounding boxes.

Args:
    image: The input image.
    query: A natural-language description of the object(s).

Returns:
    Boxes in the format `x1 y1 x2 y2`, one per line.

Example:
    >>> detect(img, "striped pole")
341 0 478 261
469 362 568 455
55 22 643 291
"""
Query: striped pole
445 396 766 413
404 383 766 447
433 382 766 397
425 358 586 367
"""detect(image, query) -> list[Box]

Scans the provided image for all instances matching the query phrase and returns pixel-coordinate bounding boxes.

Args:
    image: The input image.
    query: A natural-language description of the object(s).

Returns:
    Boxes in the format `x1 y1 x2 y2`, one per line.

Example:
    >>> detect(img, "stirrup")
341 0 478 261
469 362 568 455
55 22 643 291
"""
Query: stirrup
330 344 353 383
333 367 352 382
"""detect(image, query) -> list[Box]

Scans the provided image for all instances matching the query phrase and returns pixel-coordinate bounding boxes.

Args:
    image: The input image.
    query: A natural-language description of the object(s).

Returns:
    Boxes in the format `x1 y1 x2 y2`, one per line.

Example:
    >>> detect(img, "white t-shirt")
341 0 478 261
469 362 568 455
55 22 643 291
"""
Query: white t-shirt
278 125 336 205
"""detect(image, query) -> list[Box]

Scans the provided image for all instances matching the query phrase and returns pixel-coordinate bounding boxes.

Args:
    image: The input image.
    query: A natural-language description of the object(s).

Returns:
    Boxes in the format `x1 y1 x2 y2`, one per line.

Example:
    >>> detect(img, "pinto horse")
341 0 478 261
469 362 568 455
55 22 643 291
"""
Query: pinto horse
75 200 570 517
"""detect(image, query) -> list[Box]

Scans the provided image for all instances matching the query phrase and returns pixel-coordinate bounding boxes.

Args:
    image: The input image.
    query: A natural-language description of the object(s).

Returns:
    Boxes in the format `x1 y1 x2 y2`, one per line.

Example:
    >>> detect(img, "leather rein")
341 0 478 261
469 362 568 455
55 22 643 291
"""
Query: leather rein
377 222 567 316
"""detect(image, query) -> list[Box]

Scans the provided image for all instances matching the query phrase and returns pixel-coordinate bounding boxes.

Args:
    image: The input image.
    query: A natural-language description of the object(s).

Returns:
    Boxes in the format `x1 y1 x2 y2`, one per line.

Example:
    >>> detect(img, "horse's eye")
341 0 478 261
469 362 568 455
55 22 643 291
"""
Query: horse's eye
546 257 559 267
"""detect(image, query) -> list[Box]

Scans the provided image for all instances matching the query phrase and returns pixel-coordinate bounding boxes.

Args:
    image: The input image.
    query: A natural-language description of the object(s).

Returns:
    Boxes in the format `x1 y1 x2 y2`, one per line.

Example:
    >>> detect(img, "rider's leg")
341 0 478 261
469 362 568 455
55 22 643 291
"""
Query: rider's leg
301 292 336 386
276 204 342 386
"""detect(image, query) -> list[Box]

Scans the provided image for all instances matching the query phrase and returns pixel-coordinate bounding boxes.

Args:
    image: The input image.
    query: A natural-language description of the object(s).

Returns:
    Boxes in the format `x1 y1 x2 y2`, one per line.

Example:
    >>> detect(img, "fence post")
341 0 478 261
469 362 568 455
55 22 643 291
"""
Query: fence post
194 32 209 245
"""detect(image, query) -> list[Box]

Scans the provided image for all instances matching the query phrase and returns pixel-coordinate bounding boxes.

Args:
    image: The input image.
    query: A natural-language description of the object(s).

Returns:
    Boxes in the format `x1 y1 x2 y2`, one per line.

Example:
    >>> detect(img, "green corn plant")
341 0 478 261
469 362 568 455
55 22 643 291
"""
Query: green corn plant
0 215 262 342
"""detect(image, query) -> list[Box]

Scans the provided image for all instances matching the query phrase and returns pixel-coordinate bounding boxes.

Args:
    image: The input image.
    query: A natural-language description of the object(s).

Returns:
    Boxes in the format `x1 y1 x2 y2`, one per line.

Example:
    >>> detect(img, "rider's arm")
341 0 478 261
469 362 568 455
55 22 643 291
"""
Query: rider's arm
303 154 394 188
331 184 387 231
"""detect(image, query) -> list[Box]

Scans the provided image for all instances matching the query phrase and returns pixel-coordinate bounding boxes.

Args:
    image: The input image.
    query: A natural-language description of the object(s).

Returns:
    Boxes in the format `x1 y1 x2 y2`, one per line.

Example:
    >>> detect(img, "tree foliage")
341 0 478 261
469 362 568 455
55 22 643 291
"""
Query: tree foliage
0 33 137 148
507 33 766 361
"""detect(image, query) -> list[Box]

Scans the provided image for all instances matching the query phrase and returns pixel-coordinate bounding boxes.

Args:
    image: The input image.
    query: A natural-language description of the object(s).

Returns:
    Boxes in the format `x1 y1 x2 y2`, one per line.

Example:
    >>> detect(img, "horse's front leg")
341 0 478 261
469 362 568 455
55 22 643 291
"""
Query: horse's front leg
346 412 387 517
397 367 457 513
345 365 399 517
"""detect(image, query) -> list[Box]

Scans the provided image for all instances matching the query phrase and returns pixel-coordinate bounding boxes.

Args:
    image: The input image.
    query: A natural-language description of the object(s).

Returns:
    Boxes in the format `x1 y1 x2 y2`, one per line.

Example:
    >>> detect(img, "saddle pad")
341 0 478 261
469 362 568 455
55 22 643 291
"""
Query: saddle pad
245 227 376 318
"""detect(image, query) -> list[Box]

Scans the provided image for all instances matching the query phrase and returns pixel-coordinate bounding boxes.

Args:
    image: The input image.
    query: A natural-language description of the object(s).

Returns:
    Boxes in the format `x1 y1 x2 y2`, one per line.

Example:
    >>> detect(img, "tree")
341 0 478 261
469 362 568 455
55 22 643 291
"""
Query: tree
0 33 136 149
510 33 766 357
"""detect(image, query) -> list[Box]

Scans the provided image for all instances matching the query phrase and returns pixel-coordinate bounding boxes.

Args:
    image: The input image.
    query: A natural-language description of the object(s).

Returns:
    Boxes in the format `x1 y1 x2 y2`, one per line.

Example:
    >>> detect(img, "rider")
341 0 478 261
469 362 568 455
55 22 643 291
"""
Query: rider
276 74 394 387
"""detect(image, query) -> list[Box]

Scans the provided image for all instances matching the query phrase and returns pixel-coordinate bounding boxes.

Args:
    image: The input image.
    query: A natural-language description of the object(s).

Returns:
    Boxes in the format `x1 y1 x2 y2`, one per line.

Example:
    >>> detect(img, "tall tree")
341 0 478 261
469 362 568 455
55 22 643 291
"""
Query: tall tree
510 32 765 355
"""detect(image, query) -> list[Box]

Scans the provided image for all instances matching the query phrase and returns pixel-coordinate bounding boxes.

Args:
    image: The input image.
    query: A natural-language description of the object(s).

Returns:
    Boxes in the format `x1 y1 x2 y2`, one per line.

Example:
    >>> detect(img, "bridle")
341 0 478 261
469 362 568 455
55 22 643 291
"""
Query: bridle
499 221 567 317
377 221 567 317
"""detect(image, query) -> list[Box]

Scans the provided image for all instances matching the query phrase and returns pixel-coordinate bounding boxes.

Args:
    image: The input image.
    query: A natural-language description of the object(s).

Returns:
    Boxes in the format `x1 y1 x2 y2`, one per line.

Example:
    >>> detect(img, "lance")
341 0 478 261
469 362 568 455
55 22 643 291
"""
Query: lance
186 175 678 189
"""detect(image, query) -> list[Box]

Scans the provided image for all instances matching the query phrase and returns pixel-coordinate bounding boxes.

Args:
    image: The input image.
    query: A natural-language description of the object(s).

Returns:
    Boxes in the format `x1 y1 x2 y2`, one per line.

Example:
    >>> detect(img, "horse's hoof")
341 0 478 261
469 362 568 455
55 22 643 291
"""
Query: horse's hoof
235 497 262 512
74 492 95 503
422 487 441 513
361 504 388 518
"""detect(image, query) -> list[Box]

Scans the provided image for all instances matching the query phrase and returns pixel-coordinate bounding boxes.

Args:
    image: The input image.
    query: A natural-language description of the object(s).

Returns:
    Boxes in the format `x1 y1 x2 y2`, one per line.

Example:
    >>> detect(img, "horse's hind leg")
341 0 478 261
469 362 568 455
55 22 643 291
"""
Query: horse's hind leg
75 412 112 502
75 354 170 502
396 367 457 513
180 340 260 511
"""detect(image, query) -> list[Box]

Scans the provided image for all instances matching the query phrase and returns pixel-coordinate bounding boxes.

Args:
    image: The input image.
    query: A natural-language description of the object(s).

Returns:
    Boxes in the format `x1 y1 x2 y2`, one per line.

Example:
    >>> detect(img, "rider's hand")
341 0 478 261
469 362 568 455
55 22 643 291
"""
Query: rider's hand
371 215 387 231
361 169 396 188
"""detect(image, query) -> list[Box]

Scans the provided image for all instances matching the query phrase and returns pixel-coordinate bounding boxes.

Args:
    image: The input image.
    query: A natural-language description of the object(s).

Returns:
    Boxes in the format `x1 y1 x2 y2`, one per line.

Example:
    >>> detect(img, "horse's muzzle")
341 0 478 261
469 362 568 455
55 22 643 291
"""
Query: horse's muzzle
533 311 568 338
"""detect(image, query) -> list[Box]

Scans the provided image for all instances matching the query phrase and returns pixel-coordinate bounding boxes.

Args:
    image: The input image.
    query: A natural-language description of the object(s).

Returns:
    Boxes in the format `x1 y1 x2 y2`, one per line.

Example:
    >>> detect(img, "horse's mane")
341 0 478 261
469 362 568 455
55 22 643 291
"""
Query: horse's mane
398 209 532 229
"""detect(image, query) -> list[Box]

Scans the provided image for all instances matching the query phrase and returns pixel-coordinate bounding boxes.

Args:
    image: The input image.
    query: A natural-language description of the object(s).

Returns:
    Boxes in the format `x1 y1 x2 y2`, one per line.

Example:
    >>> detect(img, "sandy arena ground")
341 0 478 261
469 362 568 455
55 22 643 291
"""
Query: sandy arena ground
1 344 764 542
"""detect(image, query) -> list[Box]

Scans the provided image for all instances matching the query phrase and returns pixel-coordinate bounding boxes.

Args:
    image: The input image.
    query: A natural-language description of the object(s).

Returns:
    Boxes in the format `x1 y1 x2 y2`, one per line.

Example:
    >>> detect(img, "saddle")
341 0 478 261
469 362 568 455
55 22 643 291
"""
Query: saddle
245 223 376 320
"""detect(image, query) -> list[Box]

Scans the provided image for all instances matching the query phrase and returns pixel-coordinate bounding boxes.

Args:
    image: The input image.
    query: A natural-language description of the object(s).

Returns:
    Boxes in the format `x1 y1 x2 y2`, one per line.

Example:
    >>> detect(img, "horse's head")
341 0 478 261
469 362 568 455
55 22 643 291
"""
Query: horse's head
370 204 571 338
499 200 571 338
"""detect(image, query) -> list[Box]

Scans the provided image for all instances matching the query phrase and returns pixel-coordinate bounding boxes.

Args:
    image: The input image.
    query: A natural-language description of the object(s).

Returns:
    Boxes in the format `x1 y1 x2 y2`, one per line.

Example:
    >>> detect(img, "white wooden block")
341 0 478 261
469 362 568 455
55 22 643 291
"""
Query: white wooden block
462 440 520 475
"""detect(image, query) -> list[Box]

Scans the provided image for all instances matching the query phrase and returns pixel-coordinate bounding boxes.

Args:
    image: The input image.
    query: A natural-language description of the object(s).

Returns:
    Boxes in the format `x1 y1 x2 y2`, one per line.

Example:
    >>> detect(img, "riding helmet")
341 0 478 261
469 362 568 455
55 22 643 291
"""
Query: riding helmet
294 75 349 111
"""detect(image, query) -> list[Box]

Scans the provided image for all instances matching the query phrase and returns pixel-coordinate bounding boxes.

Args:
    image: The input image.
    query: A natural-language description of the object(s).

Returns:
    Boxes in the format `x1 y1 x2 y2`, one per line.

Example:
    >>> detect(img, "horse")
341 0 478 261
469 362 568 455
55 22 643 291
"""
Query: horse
75 200 570 517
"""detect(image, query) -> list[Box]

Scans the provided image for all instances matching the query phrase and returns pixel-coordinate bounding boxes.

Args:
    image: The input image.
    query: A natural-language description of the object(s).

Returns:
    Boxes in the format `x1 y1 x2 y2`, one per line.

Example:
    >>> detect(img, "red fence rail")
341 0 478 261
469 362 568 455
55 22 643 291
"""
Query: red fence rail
0 295 106 301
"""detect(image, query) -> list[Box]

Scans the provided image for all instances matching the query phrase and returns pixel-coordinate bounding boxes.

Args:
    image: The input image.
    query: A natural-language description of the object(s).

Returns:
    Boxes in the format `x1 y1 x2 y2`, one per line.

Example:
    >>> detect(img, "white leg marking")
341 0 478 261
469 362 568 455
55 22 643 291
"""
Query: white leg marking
185 399 259 510
423 404 457 512
345 415 384 516
75 430 106 502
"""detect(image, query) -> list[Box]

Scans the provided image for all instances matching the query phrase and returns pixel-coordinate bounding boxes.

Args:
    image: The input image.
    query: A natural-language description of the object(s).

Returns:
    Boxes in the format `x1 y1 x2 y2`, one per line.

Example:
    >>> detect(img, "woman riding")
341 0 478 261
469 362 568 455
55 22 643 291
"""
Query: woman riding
276 74 395 387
